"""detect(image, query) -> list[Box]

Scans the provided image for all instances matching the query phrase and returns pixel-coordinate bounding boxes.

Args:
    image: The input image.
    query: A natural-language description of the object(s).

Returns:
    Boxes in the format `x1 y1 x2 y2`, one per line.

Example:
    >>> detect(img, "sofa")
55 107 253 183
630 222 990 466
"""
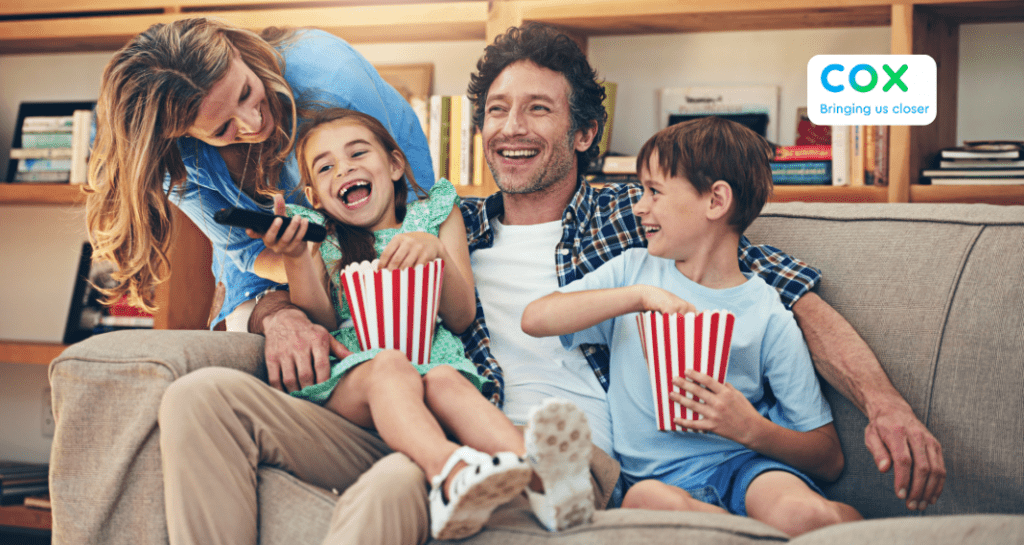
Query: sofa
48 202 1024 544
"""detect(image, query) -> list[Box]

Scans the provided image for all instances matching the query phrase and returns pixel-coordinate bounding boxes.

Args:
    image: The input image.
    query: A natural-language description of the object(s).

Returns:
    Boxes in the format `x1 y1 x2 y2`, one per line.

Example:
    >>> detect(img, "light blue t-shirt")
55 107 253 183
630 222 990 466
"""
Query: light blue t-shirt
559 248 833 486
167 29 434 327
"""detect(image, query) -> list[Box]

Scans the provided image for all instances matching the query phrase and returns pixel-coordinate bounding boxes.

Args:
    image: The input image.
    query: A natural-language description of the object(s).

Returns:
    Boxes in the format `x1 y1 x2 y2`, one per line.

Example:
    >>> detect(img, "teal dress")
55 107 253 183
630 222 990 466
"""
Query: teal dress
286 179 489 404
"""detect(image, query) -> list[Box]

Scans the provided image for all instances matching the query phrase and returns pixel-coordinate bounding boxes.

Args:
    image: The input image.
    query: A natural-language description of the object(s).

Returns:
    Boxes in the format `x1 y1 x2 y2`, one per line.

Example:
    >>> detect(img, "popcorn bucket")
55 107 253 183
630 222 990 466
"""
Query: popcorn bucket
635 310 735 432
340 258 444 365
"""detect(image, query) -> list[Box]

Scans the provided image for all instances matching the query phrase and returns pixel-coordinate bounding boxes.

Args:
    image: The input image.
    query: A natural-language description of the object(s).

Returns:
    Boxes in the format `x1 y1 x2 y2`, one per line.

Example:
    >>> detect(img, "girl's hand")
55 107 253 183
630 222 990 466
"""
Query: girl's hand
378 232 444 270
635 285 698 315
260 194 311 259
669 369 763 445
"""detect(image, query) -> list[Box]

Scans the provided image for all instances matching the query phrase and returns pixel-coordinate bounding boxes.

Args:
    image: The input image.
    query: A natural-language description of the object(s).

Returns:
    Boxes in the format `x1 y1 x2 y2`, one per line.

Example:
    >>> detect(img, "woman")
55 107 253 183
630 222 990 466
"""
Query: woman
85 17 434 331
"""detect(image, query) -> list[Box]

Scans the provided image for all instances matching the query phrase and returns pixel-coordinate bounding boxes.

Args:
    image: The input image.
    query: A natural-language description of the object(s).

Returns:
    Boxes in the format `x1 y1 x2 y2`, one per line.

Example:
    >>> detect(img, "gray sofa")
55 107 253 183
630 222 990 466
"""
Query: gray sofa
48 202 1024 544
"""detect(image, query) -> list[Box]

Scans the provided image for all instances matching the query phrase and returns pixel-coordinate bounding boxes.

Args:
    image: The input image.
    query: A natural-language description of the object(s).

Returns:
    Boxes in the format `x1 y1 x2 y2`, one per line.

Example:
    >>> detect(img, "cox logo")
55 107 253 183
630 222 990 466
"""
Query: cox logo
807 55 936 126
820 63 908 93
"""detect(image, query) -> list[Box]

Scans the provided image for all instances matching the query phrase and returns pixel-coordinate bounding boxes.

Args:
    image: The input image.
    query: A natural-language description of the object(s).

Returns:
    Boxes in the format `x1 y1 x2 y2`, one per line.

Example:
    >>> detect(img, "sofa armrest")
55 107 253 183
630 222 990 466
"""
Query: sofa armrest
48 329 266 545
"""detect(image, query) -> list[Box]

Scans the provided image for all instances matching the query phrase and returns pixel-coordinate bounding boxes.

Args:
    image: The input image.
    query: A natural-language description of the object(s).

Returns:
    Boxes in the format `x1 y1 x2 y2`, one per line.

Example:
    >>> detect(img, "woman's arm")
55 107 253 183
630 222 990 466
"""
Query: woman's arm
671 370 845 482
522 285 697 338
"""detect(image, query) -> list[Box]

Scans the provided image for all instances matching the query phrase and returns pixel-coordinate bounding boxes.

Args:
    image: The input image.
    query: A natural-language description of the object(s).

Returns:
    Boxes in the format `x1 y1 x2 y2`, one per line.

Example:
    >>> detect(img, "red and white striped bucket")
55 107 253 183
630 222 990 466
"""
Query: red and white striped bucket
340 258 444 365
635 310 735 432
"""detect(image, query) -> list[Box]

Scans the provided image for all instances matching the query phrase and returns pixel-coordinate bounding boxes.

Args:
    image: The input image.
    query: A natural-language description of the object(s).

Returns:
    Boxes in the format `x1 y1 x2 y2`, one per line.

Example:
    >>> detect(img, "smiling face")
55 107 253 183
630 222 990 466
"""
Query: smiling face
187 49 273 146
302 119 404 232
634 151 711 261
481 60 594 195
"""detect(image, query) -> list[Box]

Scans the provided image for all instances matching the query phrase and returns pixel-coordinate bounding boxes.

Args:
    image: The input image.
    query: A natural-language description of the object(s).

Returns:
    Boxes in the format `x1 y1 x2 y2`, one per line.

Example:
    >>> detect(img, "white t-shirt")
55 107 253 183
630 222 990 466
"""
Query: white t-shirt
471 219 613 453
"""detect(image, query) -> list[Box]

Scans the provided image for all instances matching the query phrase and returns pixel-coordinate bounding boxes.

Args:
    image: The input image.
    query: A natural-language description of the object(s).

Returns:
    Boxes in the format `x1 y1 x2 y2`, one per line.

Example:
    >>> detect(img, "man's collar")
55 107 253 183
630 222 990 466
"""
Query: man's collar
483 174 592 227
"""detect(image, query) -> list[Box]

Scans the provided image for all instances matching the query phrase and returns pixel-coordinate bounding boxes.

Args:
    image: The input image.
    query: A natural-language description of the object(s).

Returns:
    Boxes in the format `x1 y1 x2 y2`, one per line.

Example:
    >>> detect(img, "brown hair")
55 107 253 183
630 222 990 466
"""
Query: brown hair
85 18 299 312
294 107 428 279
636 116 774 232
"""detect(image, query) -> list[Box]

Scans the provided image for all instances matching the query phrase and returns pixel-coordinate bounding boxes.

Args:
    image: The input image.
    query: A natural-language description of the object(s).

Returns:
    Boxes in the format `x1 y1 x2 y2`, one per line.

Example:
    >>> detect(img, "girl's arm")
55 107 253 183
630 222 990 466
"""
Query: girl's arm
671 369 845 482
377 206 476 334
522 285 697 338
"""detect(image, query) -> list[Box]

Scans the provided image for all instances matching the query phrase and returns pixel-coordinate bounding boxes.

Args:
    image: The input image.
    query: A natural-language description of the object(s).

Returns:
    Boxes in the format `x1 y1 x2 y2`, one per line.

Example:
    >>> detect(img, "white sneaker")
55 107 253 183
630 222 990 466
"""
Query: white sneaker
524 398 595 531
429 446 532 541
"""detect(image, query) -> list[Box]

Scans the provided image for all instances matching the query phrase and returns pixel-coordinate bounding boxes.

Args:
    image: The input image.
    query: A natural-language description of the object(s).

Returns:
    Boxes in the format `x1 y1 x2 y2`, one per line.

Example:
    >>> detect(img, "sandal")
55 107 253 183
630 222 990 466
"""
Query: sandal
525 398 595 531
429 446 532 540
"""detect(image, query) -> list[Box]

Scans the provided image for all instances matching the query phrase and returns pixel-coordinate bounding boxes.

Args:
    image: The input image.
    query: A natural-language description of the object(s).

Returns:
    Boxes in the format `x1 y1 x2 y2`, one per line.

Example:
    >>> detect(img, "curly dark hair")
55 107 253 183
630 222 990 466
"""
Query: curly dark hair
467 22 607 169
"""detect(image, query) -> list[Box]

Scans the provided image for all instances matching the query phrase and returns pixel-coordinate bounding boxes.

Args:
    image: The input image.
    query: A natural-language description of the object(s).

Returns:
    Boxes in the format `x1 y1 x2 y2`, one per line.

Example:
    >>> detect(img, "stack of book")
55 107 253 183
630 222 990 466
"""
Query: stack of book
831 125 889 186
920 141 1024 185
0 462 48 506
8 109 91 184
427 95 486 188
771 145 832 185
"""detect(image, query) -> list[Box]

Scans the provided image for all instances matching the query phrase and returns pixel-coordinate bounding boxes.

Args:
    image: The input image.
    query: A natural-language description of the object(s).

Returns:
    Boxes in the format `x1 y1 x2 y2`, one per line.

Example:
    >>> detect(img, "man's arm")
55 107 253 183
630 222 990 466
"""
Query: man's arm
792 292 945 510
248 290 350 393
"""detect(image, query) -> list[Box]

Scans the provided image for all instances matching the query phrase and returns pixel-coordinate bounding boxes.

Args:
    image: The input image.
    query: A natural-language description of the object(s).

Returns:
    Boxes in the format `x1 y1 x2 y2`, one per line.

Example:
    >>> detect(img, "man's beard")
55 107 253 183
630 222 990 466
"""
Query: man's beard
491 132 577 195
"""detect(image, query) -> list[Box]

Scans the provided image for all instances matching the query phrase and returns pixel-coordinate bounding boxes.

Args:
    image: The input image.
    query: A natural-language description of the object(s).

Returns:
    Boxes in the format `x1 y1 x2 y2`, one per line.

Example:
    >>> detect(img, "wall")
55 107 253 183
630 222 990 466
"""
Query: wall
0 23 1021 464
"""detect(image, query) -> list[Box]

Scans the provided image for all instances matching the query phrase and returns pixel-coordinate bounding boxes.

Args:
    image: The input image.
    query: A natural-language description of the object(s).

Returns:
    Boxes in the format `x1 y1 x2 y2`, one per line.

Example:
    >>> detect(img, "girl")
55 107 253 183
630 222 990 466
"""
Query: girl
85 18 434 333
264 107 532 541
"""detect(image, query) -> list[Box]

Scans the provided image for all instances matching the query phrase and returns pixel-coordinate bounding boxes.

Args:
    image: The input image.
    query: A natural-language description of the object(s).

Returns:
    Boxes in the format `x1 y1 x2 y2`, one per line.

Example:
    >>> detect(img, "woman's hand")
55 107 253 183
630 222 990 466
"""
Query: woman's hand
377 232 445 270
635 285 698 315
669 369 764 445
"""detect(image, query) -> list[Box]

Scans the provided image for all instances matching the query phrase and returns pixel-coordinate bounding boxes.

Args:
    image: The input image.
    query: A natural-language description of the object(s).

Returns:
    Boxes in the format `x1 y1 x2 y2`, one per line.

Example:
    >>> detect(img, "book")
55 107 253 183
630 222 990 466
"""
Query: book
21 132 73 148
772 145 831 162
921 168 1024 178
437 96 451 182
771 161 832 185
864 124 877 185
939 158 1024 169
472 129 484 187
16 159 72 172
448 95 464 185
23 494 51 511
70 109 93 184
0 461 48 480
849 125 865 186
795 107 831 146
874 126 890 186
22 115 73 132
602 155 637 175
428 95 443 182
598 81 617 157
13 171 70 183
831 125 850 186
0 483 49 505
8 147 74 160
940 141 1023 160
98 315 155 328
458 95 472 187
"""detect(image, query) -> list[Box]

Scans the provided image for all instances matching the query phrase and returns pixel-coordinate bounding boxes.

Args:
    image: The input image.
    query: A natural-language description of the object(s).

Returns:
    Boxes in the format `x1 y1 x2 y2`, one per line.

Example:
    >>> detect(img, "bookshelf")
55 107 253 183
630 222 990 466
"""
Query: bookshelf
2 0 1023 338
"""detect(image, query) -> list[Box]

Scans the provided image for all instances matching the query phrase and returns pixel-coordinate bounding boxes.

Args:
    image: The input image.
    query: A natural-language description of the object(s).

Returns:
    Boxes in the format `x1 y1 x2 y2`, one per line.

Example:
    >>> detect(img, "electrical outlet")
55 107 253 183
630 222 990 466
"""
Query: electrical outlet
41 387 55 437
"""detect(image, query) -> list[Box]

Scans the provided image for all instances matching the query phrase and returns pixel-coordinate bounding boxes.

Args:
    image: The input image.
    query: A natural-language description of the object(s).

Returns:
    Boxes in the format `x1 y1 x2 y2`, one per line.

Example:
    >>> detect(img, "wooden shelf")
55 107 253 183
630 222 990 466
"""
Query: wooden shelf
0 184 86 206
773 185 889 203
0 341 66 366
911 184 1024 205
0 504 51 532
0 1 488 54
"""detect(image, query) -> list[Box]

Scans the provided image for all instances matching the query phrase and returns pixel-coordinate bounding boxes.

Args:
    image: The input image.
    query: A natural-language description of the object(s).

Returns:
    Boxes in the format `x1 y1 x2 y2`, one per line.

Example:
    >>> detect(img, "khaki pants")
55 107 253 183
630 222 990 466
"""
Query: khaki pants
158 367 430 545
158 366 621 545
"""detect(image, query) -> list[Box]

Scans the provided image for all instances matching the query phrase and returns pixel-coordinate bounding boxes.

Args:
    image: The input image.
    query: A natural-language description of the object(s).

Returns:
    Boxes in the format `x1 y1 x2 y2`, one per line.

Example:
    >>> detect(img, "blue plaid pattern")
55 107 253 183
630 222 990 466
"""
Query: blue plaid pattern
460 178 821 407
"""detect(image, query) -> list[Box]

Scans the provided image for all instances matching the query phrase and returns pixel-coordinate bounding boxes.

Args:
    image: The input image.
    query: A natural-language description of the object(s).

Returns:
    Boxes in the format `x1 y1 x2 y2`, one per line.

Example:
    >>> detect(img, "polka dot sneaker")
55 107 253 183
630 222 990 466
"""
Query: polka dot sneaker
524 398 595 532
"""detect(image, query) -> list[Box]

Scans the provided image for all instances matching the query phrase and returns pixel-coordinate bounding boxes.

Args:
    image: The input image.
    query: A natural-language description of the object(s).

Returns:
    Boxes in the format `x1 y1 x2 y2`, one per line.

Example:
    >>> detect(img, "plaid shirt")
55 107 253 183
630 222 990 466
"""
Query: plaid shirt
460 177 821 407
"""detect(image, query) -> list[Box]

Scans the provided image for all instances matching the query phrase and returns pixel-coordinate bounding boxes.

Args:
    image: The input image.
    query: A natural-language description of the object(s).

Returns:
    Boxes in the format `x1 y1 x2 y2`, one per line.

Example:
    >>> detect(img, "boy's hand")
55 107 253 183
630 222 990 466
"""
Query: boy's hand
670 369 762 444
260 194 310 259
378 232 444 270
636 285 698 315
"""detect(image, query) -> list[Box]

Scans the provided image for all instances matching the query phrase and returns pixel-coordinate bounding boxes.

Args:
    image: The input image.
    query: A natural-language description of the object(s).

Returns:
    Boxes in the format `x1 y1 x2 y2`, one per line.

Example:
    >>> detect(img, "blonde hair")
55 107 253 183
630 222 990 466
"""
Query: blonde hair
85 18 298 312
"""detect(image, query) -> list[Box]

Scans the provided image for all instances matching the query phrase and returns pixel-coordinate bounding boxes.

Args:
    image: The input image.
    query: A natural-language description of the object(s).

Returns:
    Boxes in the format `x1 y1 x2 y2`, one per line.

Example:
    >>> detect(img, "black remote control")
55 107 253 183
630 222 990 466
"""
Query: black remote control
213 207 327 243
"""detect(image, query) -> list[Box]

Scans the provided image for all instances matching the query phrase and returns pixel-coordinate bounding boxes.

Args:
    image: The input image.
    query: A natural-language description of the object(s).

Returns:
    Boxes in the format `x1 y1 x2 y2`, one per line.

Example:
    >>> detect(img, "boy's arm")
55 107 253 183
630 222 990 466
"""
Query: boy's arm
672 369 844 482
522 285 697 338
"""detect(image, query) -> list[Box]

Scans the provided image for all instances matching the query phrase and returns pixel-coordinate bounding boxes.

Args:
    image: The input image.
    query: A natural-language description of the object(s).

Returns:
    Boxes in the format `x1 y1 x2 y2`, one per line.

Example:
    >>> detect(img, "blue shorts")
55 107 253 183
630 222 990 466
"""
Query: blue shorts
647 451 824 516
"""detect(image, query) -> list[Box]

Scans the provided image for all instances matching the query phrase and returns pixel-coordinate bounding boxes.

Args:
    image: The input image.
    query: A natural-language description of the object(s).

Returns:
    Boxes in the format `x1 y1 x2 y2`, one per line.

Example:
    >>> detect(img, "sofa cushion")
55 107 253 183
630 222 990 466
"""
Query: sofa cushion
747 203 1024 518
787 514 1024 545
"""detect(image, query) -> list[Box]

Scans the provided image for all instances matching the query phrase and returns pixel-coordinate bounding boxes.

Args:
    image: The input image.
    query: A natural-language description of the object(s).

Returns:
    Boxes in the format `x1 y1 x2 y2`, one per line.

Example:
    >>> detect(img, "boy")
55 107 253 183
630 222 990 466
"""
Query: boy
521 117 862 536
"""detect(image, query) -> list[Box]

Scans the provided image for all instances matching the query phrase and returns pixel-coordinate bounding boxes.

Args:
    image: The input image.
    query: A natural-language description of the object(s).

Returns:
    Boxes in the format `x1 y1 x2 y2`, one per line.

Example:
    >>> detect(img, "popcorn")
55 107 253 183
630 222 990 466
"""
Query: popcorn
636 310 735 432
340 258 444 365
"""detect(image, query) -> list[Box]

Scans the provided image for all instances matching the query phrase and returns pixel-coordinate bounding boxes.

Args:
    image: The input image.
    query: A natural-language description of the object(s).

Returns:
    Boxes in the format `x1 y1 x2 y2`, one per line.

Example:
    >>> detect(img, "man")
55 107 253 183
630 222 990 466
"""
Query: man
234 22 944 544
451 23 944 513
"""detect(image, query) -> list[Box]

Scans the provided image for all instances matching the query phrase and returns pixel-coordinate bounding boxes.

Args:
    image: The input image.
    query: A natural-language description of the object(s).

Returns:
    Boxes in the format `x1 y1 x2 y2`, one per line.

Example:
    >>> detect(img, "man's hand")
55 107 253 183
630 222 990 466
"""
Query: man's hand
251 291 351 393
864 401 945 510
